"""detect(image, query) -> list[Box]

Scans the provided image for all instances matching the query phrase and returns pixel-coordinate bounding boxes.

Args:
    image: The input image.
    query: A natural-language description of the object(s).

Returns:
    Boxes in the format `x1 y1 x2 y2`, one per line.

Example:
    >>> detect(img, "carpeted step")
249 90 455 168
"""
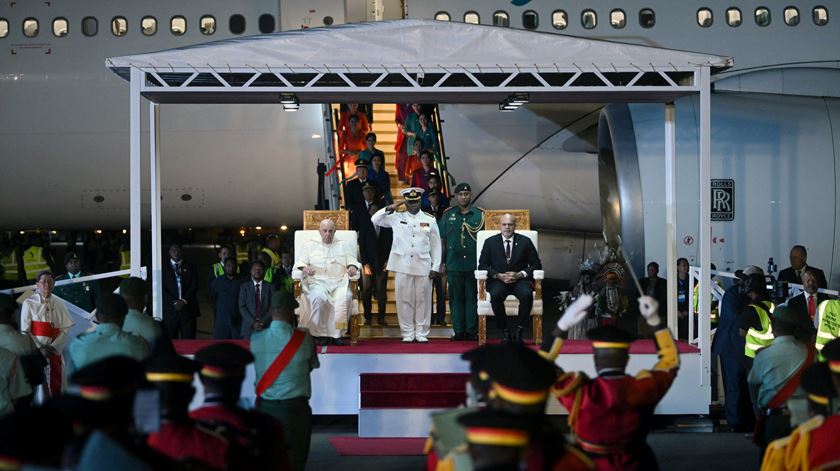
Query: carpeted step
360 391 466 408
361 372 469 392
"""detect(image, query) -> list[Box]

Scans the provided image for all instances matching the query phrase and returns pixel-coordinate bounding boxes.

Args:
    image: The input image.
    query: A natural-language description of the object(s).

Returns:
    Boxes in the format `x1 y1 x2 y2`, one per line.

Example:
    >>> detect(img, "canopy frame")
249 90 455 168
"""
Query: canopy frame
118 20 723 393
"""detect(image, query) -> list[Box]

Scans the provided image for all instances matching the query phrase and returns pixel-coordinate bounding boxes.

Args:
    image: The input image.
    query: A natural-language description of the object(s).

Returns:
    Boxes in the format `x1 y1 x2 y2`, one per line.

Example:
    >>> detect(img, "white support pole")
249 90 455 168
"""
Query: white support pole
698 66 712 386
150 103 163 320
129 68 142 277
664 102 678 335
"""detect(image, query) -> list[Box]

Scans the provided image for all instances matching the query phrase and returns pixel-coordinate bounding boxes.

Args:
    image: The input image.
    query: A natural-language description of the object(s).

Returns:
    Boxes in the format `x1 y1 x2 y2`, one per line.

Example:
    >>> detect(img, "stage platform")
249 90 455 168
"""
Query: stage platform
175 338 707 416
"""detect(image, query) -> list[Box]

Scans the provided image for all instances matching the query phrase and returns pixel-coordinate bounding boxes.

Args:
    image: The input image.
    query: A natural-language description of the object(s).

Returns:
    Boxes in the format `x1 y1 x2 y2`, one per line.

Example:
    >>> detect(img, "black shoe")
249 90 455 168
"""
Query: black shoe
319 337 330 347
466 333 478 341
501 329 512 344
333 338 345 346
450 332 466 341
378 316 387 326
364 318 372 326
514 327 525 344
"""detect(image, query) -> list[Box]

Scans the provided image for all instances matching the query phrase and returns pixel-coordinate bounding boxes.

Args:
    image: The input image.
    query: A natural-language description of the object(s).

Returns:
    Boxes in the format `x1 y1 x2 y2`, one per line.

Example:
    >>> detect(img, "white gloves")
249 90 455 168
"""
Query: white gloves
638 295 661 326
557 294 594 331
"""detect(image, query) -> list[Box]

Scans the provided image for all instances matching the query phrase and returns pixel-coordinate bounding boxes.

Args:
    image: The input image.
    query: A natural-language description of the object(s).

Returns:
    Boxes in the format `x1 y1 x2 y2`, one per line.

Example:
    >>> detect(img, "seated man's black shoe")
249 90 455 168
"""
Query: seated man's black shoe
466 332 478 341
501 329 512 344
333 337 345 346
450 332 466 341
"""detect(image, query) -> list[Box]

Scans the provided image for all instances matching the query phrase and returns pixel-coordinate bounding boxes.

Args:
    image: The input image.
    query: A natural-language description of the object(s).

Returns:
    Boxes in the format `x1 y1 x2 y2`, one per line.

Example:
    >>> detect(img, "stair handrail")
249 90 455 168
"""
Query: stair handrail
430 105 452 196
330 106 349 210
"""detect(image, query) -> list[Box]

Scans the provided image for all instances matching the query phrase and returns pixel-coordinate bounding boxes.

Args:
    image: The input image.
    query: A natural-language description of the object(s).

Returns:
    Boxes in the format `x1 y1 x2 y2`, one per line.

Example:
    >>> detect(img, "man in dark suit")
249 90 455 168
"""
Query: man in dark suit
238 260 275 338
344 160 372 229
778 245 828 289
161 243 199 339
639 261 668 335
477 214 542 344
354 182 393 326
786 267 829 340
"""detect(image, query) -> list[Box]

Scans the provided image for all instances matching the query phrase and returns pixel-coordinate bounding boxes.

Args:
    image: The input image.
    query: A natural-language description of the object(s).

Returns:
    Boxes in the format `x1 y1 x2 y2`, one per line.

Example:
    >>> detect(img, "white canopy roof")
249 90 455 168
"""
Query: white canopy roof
107 19 731 73
106 19 732 103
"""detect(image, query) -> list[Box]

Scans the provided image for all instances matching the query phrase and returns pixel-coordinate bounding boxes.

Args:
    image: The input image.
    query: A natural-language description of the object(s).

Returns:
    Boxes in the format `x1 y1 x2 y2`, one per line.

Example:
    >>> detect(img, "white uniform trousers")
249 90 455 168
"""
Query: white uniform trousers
394 272 432 341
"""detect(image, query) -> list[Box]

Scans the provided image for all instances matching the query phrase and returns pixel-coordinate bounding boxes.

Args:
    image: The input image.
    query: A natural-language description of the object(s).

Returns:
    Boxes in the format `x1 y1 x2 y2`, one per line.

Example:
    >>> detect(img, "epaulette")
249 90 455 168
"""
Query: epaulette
195 422 231 444
423 211 435 218
474 206 485 211
442 206 458 214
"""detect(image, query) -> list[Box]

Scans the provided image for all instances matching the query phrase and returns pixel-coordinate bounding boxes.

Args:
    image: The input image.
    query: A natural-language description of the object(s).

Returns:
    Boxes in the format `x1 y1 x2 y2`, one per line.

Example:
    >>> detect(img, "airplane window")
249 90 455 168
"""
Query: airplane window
82 16 98 36
111 17 127 37
813 6 828 26
755 7 771 26
141 16 157 36
639 8 656 28
697 8 713 27
784 7 800 26
551 10 568 29
726 8 742 27
229 14 246 34
610 9 626 28
493 11 509 27
0 19 8 38
171 16 186 35
200 16 216 35
258 14 275 33
522 10 539 30
434 12 450 22
23 18 39 38
464 12 480 24
582 10 597 29
52 18 68 37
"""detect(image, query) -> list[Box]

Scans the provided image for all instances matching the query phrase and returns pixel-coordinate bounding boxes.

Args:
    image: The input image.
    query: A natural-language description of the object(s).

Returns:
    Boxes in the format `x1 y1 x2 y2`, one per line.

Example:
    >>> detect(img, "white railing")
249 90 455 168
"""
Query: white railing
0 267 147 296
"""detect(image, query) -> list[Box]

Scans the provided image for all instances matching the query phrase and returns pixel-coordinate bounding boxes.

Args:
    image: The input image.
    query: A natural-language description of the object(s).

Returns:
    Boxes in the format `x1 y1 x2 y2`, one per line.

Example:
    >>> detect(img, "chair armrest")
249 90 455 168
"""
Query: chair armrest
475 270 488 280
349 272 361 281
533 270 545 280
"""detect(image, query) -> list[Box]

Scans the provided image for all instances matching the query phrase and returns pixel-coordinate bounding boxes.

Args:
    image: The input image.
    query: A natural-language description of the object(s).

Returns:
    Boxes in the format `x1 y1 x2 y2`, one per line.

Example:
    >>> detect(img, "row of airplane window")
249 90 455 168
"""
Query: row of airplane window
434 5 830 30
0 14 277 39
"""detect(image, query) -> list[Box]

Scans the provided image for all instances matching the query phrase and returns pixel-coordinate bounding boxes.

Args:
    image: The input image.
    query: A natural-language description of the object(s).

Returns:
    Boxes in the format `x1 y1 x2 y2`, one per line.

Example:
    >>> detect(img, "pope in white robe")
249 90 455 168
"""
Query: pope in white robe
20 271 74 398
295 219 360 344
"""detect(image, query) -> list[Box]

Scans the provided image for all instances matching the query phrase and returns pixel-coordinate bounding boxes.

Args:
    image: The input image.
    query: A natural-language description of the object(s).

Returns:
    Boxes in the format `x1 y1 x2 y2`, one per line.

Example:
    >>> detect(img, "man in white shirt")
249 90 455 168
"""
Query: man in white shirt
19 271 74 397
371 188 441 343
295 219 360 346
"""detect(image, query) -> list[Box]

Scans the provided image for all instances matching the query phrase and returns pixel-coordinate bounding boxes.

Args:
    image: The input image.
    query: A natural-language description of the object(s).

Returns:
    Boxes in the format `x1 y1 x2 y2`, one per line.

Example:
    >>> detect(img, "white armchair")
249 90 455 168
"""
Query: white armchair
292 229 362 344
474 230 543 345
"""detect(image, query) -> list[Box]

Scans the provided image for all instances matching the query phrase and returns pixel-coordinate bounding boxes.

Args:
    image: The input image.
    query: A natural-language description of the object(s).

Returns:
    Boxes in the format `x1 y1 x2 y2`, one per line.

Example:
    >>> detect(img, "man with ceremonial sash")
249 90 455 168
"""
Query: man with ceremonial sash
543 294 679 470
19 270 74 398
747 305 813 451
252 290 319 471
191 343 292 471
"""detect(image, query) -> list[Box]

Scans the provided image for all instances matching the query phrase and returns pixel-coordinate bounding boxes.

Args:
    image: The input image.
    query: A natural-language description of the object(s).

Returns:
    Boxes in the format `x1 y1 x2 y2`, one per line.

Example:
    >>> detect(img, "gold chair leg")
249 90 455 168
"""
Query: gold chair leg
532 315 542 346
478 316 487 345
350 313 359 345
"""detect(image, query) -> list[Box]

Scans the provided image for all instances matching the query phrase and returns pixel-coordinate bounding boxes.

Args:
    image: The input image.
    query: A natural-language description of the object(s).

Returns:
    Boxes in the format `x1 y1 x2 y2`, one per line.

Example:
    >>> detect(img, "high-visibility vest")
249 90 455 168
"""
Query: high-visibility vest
816 300 839 360
119 250 131 278
1 251 19 282
745 300 776 358
212 262 225 278
22 246 49 280
261 248 280 268
264 267 274 283
236 244 250 264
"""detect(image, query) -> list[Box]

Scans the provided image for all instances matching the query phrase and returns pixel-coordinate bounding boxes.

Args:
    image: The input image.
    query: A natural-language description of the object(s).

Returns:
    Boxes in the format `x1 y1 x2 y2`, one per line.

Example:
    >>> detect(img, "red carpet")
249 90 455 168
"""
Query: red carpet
328 436 427 456
173 338 699 355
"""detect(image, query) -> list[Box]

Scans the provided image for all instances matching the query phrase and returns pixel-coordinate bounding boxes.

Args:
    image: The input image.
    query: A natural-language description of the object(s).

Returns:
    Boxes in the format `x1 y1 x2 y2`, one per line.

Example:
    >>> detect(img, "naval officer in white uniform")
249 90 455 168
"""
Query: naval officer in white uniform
371 188 441 342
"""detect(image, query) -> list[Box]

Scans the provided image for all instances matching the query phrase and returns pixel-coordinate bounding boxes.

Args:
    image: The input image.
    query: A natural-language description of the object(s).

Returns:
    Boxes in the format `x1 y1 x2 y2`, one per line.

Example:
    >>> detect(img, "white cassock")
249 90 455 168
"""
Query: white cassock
20 292 74 398
371 208 441 341
295 239 360 339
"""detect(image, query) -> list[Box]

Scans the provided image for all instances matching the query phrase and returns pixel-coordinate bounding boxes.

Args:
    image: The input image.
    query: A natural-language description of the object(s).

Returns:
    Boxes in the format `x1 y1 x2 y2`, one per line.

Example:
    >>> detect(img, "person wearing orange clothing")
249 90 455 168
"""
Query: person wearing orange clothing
339 114 367 177
405 138 425 183
394 103 412 183
542 295 679 470
337 103 370 137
